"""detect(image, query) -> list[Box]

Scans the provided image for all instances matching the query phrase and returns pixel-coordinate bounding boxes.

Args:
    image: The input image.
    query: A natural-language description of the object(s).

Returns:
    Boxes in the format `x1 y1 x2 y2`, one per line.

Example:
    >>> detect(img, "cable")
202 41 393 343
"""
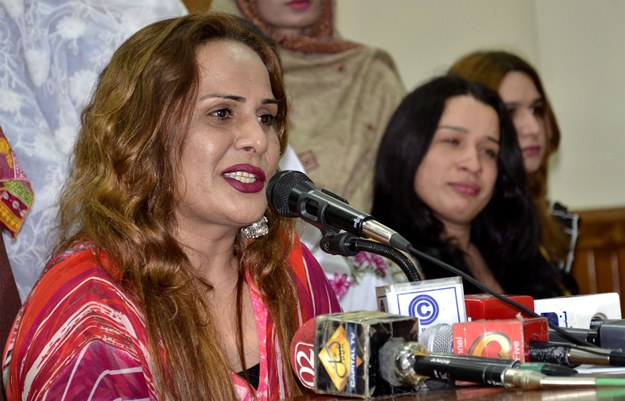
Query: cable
406 244 603 351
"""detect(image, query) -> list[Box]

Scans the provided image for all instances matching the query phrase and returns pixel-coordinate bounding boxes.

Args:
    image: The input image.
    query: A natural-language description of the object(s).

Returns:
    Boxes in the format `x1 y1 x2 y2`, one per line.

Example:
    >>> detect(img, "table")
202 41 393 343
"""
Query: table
289 385 625 401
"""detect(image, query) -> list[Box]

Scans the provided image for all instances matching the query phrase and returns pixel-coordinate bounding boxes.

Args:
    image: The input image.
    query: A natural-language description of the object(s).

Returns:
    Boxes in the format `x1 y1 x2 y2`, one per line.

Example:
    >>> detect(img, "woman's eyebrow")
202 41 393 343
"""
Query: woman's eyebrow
200 93 245 102
437 125 500 144
199 94 278 106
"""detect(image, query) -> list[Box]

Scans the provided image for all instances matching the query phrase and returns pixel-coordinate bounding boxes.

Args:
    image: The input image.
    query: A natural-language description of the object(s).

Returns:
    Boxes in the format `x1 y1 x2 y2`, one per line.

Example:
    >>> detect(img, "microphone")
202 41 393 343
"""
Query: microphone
378 338 610 391
451 317 625 368
420 323 577 377
290 312 593 397
266 170 411 252
464 293 536 321
528 341 625 367
548 320 625 352
379 338 547 390
376 277 466 330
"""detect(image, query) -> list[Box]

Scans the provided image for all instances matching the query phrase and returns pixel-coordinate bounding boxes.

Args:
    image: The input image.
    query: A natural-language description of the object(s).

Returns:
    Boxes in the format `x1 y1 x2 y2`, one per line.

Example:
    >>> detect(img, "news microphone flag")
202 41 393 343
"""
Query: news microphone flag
533 292 621 329
453 318 549 362
376 276 466 332
464 293 535 320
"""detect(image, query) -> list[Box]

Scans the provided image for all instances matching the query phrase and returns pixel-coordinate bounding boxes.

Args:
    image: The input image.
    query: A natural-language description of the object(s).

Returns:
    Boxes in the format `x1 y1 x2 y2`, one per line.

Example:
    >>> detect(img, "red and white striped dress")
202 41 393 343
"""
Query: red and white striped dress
3 237 340 400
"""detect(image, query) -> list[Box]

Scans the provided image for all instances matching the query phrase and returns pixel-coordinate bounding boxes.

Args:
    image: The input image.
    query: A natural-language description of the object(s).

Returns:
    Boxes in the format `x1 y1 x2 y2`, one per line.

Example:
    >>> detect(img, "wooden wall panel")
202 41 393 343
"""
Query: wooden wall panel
571 207 625 314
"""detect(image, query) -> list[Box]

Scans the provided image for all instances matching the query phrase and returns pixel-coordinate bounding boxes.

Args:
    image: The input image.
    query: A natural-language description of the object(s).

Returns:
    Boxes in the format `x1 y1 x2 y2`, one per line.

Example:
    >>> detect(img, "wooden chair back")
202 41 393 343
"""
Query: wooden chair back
571 207 625 314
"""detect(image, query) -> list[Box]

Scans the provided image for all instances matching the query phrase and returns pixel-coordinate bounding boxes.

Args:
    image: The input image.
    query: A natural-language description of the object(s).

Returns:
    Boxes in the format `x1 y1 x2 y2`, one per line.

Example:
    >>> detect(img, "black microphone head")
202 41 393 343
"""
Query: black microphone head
266 170 314 217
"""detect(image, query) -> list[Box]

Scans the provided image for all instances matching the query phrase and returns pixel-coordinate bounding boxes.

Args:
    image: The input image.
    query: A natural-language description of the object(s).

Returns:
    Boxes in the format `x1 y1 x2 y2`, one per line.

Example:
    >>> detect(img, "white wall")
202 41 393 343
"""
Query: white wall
336 0 625 210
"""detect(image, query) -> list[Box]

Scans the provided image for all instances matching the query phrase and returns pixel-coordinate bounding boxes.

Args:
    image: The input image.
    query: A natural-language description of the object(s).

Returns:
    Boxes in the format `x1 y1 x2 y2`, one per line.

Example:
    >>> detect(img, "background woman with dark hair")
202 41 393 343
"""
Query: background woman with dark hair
372 75 570 298
448 50 578 283
3 13 340 401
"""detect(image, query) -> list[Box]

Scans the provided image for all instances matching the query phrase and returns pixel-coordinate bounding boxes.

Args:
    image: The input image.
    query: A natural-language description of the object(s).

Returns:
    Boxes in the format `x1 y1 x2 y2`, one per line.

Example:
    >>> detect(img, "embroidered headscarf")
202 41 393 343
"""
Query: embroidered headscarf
234 0 359 54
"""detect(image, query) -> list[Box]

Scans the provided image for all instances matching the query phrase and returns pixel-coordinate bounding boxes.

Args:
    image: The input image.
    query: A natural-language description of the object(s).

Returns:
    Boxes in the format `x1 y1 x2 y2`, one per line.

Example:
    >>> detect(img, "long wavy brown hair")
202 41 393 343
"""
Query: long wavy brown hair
56 12 302 400
448 50 569 265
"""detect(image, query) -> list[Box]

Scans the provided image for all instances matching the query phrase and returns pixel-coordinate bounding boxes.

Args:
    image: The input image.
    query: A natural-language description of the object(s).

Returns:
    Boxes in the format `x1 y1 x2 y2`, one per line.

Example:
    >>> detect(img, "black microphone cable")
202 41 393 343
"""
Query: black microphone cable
404 243 624 357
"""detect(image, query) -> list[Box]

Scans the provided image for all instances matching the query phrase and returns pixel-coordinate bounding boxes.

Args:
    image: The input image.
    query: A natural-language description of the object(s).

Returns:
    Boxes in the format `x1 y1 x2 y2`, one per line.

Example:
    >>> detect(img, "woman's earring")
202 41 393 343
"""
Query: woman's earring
240 216 269 239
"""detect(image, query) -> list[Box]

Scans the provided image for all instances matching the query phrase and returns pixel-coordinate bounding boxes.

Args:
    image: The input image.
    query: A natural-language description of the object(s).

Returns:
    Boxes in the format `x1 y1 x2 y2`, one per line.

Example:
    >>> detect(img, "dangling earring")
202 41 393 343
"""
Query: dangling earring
240 216 269 239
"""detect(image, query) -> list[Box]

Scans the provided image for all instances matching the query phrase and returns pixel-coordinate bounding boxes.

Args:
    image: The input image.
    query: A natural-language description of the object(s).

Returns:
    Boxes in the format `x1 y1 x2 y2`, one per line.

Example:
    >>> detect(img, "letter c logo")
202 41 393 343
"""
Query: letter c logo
408 294 439 325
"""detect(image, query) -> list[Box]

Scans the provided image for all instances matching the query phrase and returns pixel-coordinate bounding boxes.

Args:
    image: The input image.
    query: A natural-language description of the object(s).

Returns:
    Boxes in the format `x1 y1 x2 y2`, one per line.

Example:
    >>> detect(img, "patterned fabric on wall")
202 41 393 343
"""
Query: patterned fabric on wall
0 0 188 300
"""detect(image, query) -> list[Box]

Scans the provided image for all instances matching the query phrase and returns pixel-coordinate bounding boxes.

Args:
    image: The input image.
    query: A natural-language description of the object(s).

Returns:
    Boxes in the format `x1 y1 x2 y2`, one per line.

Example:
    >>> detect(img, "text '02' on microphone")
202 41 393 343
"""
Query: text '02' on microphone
266 170 411 252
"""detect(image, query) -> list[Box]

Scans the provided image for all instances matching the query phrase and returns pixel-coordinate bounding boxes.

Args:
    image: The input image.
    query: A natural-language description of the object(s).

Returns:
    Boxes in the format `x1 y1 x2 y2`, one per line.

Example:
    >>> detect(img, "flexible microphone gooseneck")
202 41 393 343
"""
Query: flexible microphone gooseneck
403 243 604 350
320 231 423 282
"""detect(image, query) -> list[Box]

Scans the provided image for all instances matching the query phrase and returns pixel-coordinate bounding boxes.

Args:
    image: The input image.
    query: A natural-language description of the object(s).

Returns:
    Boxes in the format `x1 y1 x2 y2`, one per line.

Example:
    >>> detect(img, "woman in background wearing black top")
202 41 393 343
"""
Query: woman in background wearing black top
372 75 573 298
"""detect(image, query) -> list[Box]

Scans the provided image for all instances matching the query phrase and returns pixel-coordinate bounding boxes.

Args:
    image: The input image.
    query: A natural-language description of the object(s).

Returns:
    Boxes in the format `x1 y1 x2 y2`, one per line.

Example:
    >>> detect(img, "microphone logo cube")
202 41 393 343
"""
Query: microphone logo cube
453 318 549 362
318 324 363 392
314 311 419 398
533 292 621 328
376 277 466 332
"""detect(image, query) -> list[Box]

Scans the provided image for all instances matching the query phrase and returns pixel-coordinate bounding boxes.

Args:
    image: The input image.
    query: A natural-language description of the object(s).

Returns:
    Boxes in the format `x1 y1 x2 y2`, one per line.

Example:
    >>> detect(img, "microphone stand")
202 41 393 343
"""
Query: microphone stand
319 231 424 282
